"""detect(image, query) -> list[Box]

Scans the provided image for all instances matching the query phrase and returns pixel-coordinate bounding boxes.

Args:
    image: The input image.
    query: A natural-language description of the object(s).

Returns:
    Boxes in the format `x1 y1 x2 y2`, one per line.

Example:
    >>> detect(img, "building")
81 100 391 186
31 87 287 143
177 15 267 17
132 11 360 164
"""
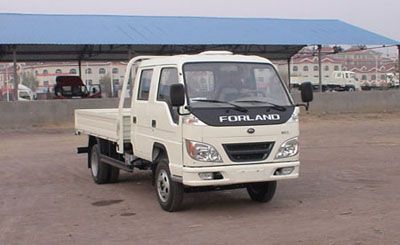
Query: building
287 46 398 87
289 47 343 80
0 61 127 95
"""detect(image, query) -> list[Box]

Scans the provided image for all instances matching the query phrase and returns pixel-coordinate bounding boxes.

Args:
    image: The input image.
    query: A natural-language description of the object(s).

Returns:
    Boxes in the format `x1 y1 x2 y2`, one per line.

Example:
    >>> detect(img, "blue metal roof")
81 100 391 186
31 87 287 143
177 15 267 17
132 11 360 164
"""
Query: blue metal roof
0 13 398 45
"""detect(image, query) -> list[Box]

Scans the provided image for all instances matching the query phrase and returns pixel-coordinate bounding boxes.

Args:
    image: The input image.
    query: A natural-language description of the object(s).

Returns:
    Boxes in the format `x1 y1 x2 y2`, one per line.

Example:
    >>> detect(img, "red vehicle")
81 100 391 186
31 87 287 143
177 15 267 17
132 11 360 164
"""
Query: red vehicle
54 76 101 99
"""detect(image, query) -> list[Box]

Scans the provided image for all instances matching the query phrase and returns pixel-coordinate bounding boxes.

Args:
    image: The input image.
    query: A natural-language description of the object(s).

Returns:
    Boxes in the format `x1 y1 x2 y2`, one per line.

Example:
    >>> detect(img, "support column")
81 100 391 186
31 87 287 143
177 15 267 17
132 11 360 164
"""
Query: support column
127 45 134 60
12 47 18 101
287 58 291 92
78 60 82 78
318 45 323 92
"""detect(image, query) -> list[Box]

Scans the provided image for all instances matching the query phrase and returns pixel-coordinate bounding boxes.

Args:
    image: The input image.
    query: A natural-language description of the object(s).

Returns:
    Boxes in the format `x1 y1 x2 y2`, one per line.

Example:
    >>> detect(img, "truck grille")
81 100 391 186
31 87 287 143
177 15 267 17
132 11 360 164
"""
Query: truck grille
223 142 274 162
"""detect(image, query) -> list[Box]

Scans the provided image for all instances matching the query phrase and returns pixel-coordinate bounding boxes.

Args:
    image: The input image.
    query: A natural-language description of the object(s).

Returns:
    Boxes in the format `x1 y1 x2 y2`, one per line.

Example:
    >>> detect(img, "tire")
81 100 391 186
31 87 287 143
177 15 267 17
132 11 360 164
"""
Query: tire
246 181 277 203
90 144 110 184
108 166 120 183
346 86 355 92
155 160 184 212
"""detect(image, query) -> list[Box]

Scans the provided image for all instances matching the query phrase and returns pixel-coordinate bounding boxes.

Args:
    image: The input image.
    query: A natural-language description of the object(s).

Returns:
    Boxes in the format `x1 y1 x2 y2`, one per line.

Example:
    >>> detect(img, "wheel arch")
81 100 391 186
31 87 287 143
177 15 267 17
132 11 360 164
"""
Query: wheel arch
152 142 170 163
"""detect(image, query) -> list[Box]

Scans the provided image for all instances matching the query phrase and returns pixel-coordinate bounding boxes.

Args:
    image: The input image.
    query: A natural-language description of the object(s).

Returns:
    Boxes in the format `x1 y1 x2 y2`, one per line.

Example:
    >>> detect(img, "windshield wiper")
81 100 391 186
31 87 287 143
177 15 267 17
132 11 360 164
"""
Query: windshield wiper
191 99 248 112
233 100 287 112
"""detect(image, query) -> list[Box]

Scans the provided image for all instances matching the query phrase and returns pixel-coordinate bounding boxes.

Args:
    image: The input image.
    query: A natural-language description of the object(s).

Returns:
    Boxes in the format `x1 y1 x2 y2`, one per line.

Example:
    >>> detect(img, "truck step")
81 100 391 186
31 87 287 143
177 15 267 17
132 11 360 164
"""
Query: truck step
100 154 133 172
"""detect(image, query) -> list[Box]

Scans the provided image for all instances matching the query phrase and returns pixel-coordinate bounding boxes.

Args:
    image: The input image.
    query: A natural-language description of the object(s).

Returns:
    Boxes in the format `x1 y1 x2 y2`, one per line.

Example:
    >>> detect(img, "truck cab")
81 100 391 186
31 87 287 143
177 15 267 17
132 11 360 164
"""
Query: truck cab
75 51 313 211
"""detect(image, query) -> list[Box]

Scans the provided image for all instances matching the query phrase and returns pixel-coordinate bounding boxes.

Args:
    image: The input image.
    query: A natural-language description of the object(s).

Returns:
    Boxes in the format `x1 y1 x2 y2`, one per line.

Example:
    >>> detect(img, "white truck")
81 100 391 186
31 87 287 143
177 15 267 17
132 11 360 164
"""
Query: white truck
75 51 313 211
386 73 400 88
292 71 361 91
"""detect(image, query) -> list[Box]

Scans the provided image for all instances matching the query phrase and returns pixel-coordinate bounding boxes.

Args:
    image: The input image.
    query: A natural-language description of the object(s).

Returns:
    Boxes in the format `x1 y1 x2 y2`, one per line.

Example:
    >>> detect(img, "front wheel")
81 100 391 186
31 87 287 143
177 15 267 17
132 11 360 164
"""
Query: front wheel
246 181 277 203
155 160 184 212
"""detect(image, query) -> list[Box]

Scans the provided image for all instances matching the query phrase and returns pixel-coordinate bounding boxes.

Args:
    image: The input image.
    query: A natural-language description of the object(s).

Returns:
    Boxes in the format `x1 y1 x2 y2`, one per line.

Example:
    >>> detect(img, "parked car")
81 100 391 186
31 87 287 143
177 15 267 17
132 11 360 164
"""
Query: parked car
54 76 101 99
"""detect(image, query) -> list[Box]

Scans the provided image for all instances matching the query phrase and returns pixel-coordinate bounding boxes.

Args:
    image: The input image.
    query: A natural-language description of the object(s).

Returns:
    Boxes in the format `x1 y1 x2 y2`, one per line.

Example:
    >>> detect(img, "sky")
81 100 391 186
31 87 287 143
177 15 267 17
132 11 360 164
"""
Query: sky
0 0 399 41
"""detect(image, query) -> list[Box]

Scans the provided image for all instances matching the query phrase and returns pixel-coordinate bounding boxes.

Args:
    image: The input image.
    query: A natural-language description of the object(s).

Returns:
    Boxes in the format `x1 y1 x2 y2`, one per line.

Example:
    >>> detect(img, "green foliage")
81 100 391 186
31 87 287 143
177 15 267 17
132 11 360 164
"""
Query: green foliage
99 73 112 97
20 71 39 90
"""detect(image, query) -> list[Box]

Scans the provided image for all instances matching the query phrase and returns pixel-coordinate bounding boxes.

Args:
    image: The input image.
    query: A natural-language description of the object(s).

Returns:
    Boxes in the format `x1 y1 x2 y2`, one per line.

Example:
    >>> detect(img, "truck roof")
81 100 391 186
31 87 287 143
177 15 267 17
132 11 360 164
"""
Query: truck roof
138 51 273 68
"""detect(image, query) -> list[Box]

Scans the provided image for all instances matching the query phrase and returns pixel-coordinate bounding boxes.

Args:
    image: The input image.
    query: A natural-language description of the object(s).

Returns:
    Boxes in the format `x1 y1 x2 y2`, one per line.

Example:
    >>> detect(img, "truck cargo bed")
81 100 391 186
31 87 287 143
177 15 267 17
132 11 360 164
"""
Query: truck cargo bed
75 109 131 142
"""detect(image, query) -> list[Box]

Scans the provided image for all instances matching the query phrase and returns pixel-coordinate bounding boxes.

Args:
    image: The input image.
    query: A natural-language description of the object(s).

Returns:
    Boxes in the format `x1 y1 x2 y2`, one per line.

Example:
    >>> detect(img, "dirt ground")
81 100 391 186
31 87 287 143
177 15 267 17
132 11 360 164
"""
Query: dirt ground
1 113 400 245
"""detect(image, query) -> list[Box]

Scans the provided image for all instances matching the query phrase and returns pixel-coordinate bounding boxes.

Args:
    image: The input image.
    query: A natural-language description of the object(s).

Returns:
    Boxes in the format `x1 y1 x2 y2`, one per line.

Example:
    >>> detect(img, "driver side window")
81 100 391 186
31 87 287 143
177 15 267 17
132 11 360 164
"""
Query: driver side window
157 68 179 102
157 67 179 123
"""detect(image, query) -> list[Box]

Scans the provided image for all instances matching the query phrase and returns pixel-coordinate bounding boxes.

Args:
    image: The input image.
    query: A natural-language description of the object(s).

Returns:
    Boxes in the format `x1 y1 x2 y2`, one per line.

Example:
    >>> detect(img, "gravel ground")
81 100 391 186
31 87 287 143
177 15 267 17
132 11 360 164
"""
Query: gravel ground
1 113 400 245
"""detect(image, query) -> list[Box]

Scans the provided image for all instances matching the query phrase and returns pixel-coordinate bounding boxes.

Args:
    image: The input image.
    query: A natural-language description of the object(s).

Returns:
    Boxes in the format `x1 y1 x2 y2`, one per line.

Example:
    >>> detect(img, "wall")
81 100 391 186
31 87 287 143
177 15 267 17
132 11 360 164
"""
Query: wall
0 90 399 129
0 98 120 129
292 90 400 114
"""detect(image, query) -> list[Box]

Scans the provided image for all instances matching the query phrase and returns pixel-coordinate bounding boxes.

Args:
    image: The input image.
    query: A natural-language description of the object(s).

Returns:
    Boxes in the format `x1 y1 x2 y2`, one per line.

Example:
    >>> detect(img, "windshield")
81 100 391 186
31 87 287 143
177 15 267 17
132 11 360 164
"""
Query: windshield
183 62 292 108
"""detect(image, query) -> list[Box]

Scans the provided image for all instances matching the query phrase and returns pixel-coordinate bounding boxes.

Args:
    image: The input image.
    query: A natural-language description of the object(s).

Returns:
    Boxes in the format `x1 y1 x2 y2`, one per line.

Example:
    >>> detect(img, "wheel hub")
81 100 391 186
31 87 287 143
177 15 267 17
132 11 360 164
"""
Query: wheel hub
91 149 98 177
157 169 170 202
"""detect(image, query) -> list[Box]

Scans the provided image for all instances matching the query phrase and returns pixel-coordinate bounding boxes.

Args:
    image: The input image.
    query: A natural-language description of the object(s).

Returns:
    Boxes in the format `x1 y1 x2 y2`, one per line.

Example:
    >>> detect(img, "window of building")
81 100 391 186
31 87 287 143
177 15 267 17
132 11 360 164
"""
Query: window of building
35 70 39 75
380 74 386 80
112 68 119 74
69 69 77 74
55 69 62 74
99 68 106 74
313 66 318 71
43 69 48 75
303 66 309 72
362 75 367 80
43 81 49 86
86 80 93 85
137 69 153 101
293 66 298 72
371 75 376 81
324 66 329 71
85 68 92 74
334 65 339 71
113 79 119 85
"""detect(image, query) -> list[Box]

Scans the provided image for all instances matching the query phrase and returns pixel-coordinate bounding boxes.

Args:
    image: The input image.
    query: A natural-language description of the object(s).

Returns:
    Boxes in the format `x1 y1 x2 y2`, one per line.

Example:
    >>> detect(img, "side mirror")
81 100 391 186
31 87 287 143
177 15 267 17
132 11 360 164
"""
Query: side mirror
300 82 313 103
170 83 185 107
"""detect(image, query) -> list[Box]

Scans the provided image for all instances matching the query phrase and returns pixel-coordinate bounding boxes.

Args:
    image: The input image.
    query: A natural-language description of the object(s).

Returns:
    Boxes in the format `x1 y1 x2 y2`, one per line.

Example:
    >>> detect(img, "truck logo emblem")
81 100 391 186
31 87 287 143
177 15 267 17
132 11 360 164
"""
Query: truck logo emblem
247 128 255 134
219 114 281 123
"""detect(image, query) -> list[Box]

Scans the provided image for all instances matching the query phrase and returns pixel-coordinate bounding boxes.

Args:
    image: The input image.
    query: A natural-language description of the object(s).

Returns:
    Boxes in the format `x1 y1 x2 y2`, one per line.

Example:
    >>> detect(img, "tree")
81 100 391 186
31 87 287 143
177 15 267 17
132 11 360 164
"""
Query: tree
20 71 39 90
99 73 112 97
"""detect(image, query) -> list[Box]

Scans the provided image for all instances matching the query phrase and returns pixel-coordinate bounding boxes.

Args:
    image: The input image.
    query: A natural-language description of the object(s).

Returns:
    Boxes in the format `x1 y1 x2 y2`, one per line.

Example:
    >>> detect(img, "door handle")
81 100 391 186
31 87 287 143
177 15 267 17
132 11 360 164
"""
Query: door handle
151 120 156 128
132 116 137 124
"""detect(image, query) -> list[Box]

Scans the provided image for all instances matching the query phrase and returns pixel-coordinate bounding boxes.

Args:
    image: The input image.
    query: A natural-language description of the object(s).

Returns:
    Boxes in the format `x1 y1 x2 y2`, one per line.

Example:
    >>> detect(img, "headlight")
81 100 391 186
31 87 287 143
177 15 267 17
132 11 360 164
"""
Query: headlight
186 140 222 162
275 137 299 159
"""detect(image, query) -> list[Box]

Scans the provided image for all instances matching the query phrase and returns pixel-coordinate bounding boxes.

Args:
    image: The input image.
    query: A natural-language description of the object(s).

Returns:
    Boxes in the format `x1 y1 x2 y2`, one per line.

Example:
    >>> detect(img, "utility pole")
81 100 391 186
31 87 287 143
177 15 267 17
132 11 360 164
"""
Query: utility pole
318 45 323 92
287 58 291 92
398 45 400 81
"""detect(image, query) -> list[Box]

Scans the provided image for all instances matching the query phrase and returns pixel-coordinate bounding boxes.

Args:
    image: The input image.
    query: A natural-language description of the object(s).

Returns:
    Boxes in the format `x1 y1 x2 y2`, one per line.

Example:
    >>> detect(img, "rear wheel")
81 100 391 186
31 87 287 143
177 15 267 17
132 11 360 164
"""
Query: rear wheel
90 144 110 184
90 144 120 184
108 166 120 183
346 86 355 91
155 160 184 212
246 181 277 203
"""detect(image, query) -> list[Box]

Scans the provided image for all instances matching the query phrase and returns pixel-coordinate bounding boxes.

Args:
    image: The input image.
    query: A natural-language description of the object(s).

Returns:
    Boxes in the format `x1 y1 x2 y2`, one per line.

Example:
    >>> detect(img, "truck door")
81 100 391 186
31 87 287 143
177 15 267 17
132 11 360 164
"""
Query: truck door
151 67 183 171
131 68 156 160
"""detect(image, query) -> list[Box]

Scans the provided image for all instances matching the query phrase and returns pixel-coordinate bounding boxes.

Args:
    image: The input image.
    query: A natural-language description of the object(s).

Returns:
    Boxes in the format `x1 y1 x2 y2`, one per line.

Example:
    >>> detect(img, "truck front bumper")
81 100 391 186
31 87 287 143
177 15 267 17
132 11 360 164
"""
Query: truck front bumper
182 161 299 187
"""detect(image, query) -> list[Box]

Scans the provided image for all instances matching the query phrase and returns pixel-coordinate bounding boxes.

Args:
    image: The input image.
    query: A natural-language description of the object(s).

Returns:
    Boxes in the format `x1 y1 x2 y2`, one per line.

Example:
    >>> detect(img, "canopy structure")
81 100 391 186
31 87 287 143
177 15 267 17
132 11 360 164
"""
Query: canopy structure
0 13 398 62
